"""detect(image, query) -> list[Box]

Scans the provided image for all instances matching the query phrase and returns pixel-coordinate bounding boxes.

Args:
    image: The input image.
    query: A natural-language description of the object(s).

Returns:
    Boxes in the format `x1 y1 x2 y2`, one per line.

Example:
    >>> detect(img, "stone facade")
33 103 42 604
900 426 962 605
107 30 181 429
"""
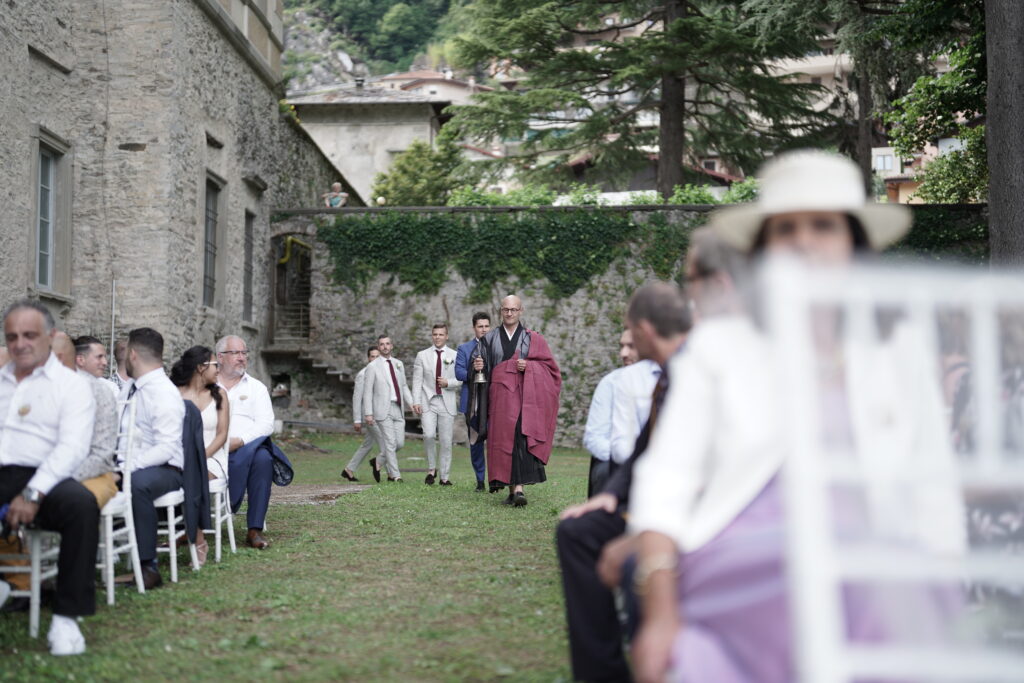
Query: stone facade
288 87 447 203
0 0 356 381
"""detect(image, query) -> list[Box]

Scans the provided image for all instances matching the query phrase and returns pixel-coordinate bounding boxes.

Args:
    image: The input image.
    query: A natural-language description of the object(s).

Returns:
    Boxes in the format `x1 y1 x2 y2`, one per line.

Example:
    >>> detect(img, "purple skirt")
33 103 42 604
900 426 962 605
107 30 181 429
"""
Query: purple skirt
668 478 963 683
670 477 789 683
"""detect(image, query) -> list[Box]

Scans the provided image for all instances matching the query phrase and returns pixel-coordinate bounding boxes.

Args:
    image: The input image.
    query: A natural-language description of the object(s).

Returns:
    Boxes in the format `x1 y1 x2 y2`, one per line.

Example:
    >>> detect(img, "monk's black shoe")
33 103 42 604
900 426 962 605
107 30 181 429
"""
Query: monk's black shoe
513 492 528 507
501 493 515 505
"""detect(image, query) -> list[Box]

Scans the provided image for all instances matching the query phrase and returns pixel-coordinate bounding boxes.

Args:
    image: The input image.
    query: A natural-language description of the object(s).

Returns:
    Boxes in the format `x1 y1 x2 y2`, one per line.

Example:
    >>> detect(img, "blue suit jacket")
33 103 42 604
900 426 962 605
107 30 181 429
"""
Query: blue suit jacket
455 339 478 414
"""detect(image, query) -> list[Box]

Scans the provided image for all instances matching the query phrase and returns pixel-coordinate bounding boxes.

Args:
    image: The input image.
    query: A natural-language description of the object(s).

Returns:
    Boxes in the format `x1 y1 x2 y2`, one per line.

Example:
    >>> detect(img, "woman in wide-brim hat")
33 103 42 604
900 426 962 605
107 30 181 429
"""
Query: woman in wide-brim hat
709 149 911 264
629 150 963 683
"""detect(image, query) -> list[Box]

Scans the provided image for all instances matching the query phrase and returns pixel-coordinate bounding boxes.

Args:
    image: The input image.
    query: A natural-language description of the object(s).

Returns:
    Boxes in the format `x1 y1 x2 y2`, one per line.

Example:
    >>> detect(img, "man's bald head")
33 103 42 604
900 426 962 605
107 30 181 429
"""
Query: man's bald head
52 331 76 370
499 295 523 329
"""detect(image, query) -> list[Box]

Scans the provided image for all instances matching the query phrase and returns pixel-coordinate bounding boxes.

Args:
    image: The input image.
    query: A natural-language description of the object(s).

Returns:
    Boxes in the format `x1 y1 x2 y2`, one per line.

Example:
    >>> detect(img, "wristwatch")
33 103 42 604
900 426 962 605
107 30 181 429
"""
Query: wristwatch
21 487 44 505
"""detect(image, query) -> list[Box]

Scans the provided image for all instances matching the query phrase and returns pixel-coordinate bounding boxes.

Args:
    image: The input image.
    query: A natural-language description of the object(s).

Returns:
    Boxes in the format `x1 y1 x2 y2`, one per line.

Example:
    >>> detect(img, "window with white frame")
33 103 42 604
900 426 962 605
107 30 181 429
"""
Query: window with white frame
37 147 56 289
32 128 71 294
874 154 894 171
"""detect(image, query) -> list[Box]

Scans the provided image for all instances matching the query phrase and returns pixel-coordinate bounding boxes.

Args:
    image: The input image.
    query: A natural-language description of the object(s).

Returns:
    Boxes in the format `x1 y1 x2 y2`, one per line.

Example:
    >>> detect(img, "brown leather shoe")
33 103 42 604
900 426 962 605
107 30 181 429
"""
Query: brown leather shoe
246 529 269 549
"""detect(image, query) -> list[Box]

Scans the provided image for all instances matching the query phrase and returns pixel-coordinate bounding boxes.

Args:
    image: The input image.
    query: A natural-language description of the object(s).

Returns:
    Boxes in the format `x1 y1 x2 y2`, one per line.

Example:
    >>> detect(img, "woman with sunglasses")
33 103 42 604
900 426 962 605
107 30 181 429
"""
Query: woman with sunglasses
170 345 231 564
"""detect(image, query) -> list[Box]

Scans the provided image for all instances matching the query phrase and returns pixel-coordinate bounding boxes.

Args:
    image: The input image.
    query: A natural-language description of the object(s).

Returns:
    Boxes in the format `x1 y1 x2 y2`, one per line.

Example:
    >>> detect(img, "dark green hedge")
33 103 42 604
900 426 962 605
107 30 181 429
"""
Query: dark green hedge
314 204 988 300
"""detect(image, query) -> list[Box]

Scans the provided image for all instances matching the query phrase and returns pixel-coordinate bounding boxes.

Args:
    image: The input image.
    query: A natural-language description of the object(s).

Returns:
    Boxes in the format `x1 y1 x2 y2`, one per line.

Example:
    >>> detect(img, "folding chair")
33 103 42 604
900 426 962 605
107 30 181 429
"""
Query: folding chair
154 488 199 583
765 260 1024 682
96 398 146 604
206 475 236 563
0 529 60 638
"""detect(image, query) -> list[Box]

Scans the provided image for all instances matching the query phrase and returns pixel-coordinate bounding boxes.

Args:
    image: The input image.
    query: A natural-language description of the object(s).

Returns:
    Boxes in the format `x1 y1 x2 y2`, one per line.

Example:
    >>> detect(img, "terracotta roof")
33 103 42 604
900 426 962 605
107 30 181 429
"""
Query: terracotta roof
460 144 503 159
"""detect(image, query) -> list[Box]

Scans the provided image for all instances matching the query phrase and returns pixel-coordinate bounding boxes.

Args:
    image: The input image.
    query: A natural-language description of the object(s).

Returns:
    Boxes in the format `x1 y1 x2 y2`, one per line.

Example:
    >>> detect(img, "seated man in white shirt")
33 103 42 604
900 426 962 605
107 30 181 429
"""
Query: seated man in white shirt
120 327 185 590
582 330 638 498
216 335 276 549
0 300 97 655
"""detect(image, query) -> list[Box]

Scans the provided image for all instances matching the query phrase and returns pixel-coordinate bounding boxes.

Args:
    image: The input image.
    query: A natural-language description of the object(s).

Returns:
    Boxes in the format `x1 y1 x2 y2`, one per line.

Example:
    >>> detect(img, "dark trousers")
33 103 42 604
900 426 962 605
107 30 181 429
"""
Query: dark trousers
0 466 99 617
555 508 631 682
131 465 184 563
467 414 486 483
587 457 611 498
228 444 273 529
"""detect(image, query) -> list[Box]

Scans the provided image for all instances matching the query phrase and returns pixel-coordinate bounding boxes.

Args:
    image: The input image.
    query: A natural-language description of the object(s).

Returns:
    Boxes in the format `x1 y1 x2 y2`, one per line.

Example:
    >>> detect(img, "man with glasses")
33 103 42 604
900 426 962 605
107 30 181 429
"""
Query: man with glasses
216 335 278 549
471 295 561 507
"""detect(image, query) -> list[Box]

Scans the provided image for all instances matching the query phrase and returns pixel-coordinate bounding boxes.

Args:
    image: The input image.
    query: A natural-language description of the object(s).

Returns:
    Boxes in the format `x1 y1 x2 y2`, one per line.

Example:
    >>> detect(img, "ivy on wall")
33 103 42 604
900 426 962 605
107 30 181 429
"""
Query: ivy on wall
313 205 989 301
317 209 701 302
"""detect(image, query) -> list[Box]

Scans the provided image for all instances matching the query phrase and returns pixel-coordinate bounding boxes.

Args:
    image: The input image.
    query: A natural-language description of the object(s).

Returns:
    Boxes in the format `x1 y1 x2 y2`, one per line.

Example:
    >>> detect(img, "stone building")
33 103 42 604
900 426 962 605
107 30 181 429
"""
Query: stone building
288 82 450 203
0 0 358 379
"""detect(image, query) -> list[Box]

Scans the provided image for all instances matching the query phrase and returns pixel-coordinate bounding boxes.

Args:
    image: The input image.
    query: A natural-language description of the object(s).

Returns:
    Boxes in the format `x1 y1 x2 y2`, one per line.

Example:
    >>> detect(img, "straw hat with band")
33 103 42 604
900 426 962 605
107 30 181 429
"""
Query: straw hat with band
708 150 912 252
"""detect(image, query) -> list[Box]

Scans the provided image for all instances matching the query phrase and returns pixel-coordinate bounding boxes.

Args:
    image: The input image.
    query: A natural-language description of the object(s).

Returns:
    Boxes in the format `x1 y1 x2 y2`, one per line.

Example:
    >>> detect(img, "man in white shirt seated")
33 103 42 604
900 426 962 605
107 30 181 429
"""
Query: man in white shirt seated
0 300 97 655
120 327 185 590
582 330 638 497
216 335 277 549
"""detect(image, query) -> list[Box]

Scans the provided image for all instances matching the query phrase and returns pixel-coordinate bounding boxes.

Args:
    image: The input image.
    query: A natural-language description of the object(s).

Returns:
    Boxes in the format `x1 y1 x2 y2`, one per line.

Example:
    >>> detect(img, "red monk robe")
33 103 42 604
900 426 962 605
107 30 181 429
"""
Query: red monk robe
486 330 562 485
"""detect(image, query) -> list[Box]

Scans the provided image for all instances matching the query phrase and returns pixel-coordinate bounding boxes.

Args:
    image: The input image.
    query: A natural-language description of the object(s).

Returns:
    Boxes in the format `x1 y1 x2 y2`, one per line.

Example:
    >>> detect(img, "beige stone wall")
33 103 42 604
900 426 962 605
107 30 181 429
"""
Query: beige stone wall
0 0 344 386
296 103 441 203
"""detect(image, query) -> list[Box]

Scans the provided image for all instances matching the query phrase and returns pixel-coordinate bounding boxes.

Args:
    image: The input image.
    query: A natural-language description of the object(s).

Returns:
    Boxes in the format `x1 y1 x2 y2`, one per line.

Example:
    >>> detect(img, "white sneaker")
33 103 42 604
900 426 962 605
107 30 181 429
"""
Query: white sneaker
47 614 86 656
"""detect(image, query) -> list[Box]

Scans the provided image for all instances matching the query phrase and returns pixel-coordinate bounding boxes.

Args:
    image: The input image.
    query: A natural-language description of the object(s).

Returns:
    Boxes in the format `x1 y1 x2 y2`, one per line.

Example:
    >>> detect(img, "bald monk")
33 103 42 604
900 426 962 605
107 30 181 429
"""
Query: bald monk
471 295 561 507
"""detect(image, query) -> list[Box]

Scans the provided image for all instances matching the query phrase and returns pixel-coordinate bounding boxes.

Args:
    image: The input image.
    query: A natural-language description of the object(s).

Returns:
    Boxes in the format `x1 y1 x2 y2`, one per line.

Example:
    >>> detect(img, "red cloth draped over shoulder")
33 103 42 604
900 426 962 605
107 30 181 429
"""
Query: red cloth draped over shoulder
486 330 562 483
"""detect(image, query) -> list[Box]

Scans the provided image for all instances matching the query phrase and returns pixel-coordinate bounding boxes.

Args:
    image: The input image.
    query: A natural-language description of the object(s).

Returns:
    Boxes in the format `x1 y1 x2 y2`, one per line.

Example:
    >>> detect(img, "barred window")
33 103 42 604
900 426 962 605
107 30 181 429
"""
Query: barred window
243 211 255 321
203 180 219 307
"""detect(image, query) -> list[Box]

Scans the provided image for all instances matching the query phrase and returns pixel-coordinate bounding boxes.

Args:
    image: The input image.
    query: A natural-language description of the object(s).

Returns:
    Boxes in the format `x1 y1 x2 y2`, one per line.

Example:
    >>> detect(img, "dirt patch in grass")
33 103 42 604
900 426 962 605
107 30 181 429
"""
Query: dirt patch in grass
269 483 369 505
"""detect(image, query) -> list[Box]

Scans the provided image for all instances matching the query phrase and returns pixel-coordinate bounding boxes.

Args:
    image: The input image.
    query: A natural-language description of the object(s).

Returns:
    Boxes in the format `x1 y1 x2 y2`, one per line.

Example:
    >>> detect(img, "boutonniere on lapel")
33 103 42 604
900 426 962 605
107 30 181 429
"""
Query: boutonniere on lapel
443 358 453 366
17 404 31 417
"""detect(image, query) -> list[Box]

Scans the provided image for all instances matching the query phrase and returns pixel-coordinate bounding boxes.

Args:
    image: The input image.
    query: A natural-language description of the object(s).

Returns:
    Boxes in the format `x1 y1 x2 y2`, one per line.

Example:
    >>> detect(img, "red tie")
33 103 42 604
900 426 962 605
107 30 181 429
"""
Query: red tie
387 359 402 408
435 349 443 395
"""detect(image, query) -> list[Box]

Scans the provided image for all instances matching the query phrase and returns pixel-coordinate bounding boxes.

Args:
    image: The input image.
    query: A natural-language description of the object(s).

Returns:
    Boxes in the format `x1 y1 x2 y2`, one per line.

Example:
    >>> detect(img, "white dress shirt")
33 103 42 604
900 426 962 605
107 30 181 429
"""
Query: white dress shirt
120 367 185 472
222 373 274 446
609 360 660 465
582 368 623 462
628 316 785 552
0 353 95 494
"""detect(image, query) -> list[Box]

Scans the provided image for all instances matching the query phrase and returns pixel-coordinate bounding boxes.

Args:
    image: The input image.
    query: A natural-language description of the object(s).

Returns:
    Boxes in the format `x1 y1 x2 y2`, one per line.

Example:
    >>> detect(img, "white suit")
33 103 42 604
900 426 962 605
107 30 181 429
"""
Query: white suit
412 345 462 481
363 355 413 479
345 363 384 474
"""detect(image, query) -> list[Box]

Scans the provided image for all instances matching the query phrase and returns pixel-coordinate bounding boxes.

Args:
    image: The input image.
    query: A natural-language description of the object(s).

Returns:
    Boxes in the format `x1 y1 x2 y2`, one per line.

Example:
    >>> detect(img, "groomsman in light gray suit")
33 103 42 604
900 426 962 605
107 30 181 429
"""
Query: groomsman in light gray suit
412 323 462 486
362 335 413 481
342 345 384 482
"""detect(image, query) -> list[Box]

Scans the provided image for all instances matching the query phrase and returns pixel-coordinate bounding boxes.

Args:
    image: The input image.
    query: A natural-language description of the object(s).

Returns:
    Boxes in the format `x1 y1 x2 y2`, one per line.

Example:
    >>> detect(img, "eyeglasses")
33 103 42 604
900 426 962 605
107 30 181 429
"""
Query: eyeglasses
218 350 248 357
201 361 220 368
500 307 521 314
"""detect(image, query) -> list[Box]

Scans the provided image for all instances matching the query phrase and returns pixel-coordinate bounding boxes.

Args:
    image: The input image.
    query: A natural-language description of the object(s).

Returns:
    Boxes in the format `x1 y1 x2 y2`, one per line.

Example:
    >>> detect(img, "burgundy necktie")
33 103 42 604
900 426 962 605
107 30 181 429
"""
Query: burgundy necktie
435 349 443 395
387 359 402 408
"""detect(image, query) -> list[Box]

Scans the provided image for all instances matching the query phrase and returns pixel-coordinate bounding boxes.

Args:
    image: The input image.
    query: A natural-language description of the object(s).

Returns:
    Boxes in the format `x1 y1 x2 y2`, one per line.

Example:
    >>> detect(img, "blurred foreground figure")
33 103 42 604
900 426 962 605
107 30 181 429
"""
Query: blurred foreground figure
629 151 968 683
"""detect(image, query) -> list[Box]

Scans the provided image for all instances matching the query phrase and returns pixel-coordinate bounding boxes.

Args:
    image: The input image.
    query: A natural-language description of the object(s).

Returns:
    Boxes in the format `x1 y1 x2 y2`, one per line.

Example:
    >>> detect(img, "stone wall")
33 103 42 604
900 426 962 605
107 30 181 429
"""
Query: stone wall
269 208 709 446
0 0 350 386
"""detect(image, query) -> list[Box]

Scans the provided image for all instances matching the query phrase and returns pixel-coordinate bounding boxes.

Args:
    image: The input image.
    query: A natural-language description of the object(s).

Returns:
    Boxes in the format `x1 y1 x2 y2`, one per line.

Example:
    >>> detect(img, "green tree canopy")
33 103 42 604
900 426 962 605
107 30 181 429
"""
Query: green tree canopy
447 0 831 197
371 137 471 206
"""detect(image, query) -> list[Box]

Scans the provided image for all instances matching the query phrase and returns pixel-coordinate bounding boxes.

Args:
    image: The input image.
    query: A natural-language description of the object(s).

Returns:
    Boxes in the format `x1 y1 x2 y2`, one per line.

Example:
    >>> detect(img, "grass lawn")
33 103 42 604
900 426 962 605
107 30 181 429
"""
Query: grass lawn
0 433 591 682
